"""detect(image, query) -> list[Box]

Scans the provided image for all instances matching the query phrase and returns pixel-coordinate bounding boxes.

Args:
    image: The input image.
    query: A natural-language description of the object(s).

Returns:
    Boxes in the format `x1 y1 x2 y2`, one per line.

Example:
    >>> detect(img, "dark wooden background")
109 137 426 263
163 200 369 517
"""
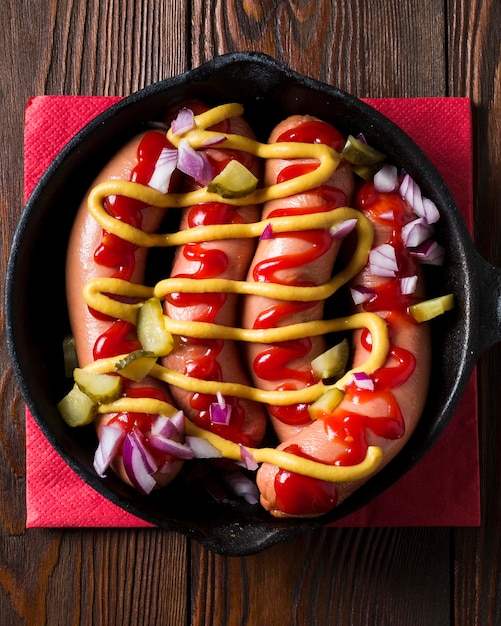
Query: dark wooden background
1 1 500 624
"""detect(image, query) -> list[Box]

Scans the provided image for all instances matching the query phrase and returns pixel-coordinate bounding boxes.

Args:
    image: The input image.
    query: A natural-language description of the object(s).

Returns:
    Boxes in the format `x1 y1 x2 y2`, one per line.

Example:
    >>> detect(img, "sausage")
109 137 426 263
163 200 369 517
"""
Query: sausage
255 180 432 517
162 105 268 448
66 126 186 492
241 115 355 442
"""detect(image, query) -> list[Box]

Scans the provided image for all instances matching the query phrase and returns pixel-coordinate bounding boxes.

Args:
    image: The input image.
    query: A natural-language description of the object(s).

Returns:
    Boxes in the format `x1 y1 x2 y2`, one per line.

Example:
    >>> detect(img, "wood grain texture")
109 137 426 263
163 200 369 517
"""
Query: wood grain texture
190 527 451 626
191 0 447 95
447 1 501 625
1 0 500 624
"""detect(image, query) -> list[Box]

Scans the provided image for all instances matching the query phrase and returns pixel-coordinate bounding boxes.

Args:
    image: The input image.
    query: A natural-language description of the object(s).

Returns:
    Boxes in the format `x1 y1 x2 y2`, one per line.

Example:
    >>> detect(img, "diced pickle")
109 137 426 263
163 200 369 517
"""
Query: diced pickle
137 297 174 356
311 338 350 380
57 383 96 427
74 367 123 403
308 388 344 420
207 159 258 198
341 135 386 166
114 350 157 381
410 294 454 323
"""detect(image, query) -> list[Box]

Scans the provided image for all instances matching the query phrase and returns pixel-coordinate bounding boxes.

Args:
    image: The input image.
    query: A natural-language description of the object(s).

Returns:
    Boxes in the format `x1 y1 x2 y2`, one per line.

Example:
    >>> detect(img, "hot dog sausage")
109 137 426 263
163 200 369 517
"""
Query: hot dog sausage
162 105 268 448
255 180 432 517
242 115 355 442
66 127 186 492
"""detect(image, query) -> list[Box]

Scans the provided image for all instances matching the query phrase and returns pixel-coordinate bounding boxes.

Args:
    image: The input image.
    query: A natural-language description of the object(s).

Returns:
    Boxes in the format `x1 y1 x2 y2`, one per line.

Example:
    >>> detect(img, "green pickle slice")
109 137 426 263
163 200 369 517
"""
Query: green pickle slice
207 160 258 198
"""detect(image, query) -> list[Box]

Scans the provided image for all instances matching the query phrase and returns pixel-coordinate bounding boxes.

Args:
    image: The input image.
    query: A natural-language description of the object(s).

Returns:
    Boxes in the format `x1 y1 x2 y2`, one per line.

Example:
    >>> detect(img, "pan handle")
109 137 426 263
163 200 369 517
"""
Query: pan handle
476 257 501 353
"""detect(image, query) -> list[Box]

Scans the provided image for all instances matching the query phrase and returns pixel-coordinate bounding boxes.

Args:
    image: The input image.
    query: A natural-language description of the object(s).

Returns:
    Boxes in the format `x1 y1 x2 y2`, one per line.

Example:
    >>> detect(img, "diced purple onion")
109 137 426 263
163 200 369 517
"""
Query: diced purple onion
147 147 178 193
223 470 260 505
352 371 375 391
150 414 177 439
369 243 399 277
401 217 434 248
150 411 185 438
186 436 223 459
122 431 158 495
374 164 399 193
148 434 194 459
399 174 440 224
239 444 259 471
356 132 368 144
177 138 214 185
400 275 418 295
409 240 445 265
170 410 185 436
93 423 126 478
260 223 274 240
330 218 357 240
210 392 232 425
171 107 195 135
350 284 375 305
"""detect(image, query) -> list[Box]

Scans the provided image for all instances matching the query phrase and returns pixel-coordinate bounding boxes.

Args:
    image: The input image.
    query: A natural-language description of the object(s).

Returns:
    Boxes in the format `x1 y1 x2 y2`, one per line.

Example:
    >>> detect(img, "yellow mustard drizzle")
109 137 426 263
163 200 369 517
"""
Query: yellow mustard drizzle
85 309 388 406
184 420 383 482
81 102 390 482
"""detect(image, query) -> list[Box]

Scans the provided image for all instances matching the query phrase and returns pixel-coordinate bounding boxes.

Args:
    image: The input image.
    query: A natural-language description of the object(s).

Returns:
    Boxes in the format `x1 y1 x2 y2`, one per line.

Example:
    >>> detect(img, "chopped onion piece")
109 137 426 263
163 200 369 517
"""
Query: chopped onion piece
170 410 185 436
400 275 418 295
171 107 195 135
260 223 274 240
122 432 157 495
148 434 194 459
401 217 434 248
93 423 126 478
131 429 158 473
421 197 441 225
150 414 177 439
330 218 357 240
409 240 445 265
147 147 178 193
177 138 214 185
239 444 259 471
369 243 398 277
400 174 440 224
350 284 375 305
374 164 399 193
223 470 260 505
210 393 232 425
151 411 185 438
356 132 368 144
186 436 223 459
352 371 375 391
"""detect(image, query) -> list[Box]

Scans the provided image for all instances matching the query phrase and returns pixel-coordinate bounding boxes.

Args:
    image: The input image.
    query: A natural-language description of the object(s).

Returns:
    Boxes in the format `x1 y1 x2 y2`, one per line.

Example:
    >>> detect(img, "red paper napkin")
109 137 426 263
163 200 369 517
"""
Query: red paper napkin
24 95 479 528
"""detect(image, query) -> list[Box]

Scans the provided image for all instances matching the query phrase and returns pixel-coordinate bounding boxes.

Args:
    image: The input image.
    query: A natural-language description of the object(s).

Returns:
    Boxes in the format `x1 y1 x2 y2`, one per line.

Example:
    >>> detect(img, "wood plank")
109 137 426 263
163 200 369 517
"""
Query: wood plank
0 1 191 624
188 1 452 623
448 1 501 624
191 0 447 96
190 527 451 625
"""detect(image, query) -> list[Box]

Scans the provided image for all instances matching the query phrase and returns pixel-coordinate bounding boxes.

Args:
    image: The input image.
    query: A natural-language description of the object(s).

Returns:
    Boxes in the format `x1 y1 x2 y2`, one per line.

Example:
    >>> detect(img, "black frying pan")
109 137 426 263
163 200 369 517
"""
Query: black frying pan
5 52 498 556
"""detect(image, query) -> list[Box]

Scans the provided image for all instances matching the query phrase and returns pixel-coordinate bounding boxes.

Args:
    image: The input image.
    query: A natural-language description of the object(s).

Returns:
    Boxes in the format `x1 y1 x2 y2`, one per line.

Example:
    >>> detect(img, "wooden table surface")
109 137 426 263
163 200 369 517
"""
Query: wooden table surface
1 1 500 624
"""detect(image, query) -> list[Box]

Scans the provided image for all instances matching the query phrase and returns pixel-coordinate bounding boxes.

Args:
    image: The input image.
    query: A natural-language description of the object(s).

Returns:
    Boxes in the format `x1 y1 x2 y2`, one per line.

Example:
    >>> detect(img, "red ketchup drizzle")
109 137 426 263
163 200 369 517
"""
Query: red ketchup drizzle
92 131 173 436
164 145 257 444
252 120 347 427
274 179 421 515
274 444 338 516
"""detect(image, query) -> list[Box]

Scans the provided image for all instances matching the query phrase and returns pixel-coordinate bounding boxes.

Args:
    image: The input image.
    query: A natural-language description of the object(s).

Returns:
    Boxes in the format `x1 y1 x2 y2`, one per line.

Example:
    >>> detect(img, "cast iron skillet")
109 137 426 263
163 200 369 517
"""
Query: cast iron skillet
5 52 500 556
